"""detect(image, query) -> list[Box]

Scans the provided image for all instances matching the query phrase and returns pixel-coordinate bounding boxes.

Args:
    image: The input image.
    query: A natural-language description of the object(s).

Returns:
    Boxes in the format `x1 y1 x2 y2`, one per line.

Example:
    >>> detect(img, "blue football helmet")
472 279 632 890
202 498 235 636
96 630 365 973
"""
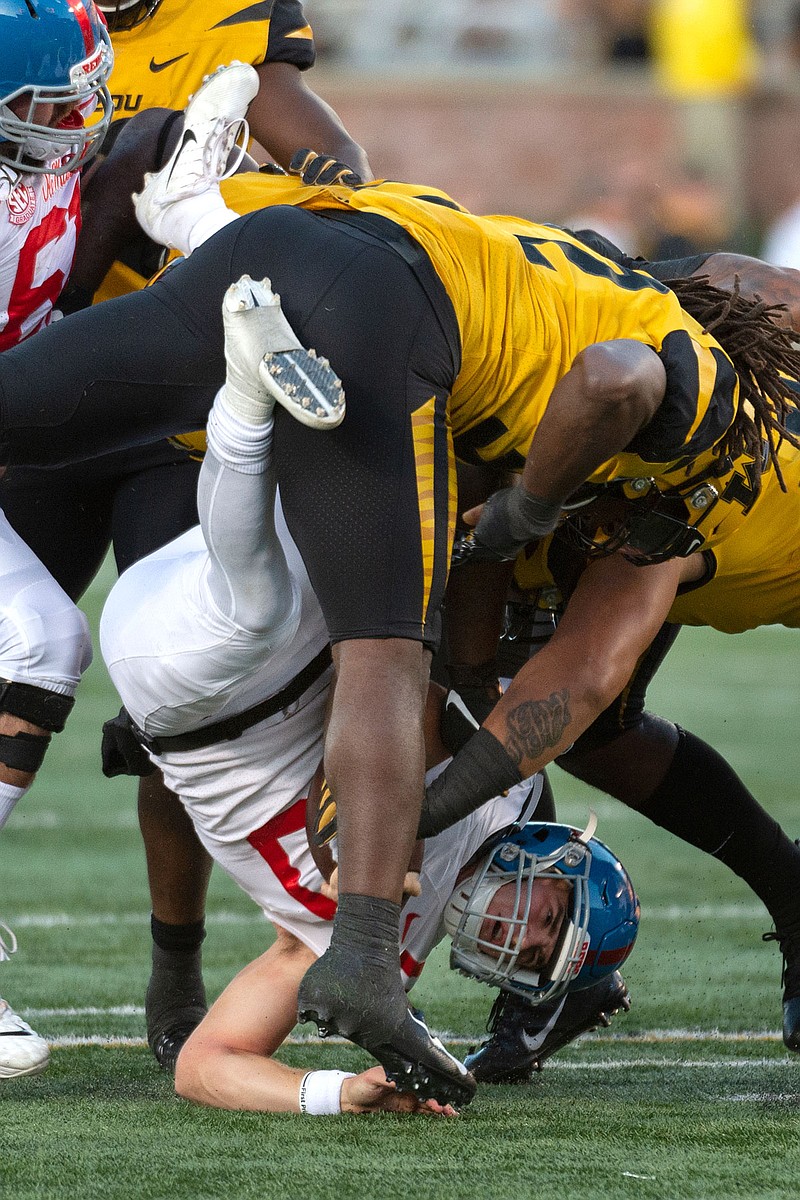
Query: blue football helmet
96 0 164 32
444 815 640 1003
0 0 114 177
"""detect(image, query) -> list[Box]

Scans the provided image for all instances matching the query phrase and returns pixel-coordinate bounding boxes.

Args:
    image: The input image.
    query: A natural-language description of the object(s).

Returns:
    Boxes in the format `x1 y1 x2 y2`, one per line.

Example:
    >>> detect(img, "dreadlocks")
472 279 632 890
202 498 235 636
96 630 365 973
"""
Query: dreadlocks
665 275 800 492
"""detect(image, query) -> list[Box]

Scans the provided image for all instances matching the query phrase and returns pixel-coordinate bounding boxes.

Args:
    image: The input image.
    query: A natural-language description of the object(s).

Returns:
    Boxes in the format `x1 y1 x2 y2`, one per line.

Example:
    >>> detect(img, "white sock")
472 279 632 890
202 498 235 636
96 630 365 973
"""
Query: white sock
187 206 241 254
207 394 273 472
0 782 29 831
153 189 238 257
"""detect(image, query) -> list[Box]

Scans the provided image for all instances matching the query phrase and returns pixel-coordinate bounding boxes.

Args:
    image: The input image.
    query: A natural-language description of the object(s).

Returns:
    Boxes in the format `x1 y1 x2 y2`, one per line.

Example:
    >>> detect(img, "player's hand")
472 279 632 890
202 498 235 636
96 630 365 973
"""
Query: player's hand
456 487 562 563
322 866 420 903
340 1066 458 1116
289 148 363 188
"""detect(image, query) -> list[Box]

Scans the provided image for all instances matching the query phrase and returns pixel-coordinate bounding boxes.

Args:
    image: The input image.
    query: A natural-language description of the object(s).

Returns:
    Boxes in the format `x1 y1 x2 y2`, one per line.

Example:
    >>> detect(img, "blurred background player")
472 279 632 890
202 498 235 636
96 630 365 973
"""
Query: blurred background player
0 0 112 1076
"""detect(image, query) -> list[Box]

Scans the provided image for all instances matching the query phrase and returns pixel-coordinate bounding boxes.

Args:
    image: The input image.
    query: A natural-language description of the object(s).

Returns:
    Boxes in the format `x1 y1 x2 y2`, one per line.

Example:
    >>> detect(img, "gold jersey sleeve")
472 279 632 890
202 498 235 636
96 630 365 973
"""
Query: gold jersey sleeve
105 0 314 121
220 173 740 489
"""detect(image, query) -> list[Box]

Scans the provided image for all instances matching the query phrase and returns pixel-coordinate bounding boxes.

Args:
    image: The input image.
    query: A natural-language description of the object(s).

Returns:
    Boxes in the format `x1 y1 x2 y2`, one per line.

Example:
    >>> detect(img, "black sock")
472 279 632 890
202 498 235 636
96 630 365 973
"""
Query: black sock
330 893 401 970
150 915 206 955
639 728 800 932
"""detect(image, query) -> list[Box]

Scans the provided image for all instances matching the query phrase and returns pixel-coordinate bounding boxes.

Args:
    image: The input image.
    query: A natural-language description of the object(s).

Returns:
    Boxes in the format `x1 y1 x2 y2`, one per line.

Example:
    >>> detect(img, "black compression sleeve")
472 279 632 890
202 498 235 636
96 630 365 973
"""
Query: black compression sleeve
418 727 523 838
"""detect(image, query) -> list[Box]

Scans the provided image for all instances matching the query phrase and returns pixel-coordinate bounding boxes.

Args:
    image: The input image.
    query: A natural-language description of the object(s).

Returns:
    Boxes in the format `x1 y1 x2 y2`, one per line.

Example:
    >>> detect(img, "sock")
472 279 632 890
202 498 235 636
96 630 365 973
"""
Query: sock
150 915 206 955
330 893 401 969
152 189 238 257
639 727 800 933
0 782 28 831
187 206 241 254
146 917 207 1042
207 394 273 471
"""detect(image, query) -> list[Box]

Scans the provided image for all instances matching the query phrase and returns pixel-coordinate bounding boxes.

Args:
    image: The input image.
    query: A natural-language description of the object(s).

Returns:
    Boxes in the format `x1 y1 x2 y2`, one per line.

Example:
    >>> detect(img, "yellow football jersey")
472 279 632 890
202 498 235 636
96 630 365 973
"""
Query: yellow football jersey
220 173 740 488
668 438 800 632
104 0 314 121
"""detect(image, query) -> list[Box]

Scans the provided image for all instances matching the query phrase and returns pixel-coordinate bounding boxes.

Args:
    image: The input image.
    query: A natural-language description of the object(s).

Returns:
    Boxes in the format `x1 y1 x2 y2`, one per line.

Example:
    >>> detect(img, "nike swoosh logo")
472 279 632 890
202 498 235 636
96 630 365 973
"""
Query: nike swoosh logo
165 128 197 187
149 54 189 73
444 691 480 731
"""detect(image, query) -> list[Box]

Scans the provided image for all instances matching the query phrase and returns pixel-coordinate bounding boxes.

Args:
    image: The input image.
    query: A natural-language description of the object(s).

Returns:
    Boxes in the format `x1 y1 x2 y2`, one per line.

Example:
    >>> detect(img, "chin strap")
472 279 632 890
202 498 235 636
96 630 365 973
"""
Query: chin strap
576 810 598 846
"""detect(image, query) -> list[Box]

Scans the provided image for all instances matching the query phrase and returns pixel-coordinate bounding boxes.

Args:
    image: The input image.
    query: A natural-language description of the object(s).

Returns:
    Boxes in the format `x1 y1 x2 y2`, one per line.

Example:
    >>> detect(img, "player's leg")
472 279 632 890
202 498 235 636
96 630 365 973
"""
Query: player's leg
559 625 800 1052
206 215 473 1104
0 513 92 1077
107 449 212 1070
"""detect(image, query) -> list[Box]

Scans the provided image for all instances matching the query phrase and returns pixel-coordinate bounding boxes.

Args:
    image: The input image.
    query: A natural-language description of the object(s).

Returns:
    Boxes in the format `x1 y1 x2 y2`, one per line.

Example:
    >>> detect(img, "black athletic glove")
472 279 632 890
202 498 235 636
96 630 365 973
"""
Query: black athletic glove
459 486 563 563
289 148 363 188
101 708 157 778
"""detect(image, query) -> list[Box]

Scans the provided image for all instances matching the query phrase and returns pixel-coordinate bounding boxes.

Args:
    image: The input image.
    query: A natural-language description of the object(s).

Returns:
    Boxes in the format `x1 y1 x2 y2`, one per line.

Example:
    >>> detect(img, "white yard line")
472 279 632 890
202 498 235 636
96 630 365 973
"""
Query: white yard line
26 1015 786 1046
45 1036 795 1069
7 903 770 929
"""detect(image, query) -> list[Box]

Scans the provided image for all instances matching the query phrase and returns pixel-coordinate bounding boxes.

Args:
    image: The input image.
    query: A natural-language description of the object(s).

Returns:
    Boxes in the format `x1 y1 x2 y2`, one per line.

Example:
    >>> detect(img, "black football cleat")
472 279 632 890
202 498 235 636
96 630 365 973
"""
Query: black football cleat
297 948 477 1108
149 1024 201 1074
145 948 208 1075
762 927 800 1051
465 972 631 1084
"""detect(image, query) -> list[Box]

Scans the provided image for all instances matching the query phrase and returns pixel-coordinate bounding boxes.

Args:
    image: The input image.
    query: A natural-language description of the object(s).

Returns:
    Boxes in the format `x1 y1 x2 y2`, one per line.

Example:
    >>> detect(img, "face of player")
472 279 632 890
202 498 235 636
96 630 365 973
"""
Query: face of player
6 94 80 131
478 876 571 973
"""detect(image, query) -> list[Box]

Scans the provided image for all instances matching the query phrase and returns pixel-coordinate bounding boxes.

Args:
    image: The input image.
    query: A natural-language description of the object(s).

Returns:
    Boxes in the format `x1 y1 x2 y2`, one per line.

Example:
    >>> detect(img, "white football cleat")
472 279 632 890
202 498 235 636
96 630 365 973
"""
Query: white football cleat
134 61 259 240
0 999 50 1078
223 275 345 429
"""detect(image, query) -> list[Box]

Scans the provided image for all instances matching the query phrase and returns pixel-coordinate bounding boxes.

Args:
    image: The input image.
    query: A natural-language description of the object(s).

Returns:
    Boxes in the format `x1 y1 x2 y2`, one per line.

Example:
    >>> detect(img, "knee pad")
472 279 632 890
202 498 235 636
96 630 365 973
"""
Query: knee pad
0 679 75 732
0 729 51 774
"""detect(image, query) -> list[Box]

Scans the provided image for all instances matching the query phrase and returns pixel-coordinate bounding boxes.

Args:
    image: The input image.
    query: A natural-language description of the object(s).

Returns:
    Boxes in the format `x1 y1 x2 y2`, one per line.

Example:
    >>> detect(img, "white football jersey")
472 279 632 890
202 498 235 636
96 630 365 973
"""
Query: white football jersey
0 164 80 351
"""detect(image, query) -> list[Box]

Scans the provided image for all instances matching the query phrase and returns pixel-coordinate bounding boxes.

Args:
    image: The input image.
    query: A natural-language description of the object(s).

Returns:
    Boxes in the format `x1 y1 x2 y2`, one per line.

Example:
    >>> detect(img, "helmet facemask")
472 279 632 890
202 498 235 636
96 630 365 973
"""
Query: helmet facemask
96 0 165 32
558 478 711 565
444 818 597 1002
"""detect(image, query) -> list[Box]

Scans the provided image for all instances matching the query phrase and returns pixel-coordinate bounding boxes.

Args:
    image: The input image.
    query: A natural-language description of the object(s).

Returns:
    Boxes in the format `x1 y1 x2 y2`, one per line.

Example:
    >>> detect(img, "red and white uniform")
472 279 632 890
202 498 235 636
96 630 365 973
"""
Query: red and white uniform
0 164 80 351
0 163 90 701
100 391 545 967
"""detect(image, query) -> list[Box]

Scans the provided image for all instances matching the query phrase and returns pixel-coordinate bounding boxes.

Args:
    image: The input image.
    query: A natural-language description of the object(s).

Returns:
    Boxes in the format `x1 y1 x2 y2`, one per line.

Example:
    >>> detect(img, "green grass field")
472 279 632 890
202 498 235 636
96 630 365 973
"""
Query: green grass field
3 559 800 1200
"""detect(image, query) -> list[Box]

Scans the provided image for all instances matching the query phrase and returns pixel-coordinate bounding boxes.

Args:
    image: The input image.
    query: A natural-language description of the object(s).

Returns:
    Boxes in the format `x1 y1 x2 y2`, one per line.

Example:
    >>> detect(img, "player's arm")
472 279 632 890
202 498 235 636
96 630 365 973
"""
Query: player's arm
175 926 452 1115
482 551 685 777
467 340 667 560
419 550 692 837
248 61 372 179
698 252 800 333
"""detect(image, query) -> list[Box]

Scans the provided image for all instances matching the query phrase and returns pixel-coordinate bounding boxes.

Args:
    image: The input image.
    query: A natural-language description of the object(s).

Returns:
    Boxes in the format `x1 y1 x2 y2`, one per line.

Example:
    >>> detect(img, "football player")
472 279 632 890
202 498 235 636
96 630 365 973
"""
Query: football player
98 275 637 1109
420 424 800 1080
0 0 113 1077
0 93 797 1104
0 36 371 1074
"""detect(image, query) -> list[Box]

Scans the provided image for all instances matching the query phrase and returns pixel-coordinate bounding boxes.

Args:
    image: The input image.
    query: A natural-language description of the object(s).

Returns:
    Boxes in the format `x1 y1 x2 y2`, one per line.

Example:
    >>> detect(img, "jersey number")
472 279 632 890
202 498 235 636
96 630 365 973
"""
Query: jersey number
247 798 336 920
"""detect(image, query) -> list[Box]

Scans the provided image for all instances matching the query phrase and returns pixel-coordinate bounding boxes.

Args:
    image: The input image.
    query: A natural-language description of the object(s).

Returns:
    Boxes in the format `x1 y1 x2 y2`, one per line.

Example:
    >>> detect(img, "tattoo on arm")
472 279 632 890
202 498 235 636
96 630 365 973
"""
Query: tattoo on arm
503 690 571 767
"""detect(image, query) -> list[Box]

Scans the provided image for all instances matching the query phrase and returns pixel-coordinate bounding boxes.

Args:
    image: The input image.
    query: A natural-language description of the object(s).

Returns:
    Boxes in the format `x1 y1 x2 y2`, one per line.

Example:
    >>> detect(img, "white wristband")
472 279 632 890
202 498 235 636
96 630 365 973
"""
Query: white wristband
298 1069 356 1115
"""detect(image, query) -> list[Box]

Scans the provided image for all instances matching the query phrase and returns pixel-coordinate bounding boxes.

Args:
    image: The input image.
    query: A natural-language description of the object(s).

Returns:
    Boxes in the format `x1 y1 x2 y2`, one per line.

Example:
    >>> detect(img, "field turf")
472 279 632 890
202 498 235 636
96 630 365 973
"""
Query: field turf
2 560 799 1199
